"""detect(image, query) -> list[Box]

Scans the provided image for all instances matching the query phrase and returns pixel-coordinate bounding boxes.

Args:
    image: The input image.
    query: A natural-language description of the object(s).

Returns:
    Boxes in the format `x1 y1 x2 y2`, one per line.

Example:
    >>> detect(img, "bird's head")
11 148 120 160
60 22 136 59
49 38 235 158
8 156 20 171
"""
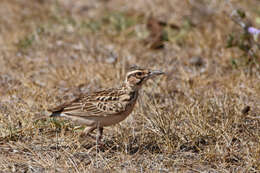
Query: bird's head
125 65 164 90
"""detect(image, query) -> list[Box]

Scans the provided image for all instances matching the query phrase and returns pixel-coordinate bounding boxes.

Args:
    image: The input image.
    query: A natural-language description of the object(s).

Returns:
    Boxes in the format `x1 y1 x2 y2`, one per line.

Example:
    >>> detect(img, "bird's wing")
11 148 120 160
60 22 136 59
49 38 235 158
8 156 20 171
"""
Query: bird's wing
48 89 128 118
48 97 80 113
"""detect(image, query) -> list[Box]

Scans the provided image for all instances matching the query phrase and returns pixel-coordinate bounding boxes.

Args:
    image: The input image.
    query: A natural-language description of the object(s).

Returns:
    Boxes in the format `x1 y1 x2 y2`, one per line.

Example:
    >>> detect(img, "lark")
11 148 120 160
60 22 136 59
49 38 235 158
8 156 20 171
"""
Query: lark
47 66 164 141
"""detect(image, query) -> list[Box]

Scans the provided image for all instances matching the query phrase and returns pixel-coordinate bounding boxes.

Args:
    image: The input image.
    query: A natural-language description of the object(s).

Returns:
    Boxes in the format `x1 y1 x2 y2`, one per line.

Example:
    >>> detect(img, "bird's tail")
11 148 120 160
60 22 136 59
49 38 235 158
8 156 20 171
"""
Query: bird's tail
33 110 61 122
49 111 62 117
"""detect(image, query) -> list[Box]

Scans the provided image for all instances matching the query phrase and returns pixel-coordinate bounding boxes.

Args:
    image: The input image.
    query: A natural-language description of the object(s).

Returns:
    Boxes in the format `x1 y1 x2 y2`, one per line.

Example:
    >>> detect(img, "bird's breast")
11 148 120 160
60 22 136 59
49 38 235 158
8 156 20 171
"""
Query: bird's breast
100 93 138 127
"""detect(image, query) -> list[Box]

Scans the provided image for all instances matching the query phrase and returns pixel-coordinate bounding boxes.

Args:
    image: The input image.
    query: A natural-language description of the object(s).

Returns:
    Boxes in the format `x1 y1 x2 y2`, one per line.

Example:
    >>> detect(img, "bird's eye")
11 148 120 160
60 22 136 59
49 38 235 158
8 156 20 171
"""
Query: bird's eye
136 72 142 76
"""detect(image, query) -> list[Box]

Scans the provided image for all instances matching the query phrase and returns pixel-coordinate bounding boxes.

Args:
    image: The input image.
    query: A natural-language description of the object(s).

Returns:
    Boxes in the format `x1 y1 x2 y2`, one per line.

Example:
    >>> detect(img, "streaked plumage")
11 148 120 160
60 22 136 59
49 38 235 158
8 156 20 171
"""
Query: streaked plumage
47 66 164 141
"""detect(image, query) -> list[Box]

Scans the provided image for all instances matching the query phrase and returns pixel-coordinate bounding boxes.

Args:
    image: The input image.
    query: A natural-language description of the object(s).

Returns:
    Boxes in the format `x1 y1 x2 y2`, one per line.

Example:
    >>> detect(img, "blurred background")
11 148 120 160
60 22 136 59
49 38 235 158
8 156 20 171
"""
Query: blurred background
0 0 259 172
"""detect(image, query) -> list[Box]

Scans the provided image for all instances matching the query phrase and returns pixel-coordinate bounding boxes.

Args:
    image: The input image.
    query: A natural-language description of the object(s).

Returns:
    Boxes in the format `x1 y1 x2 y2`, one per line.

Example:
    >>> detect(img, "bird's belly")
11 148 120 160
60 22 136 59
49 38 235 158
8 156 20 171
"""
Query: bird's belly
62 101 136 127
62 111 132 127
99 113 131 126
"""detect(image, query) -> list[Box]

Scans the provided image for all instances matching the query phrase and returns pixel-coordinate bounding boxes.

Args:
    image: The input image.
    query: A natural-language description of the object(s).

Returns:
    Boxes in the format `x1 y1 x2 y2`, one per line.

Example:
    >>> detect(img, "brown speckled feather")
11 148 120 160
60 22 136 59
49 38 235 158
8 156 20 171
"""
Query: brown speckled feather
49 86 138 118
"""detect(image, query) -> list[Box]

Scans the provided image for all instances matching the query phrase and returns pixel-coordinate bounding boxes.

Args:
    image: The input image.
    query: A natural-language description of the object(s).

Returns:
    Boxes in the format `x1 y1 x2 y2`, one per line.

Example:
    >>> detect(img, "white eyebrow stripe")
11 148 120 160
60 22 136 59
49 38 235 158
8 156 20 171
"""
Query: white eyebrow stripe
126 70 142 76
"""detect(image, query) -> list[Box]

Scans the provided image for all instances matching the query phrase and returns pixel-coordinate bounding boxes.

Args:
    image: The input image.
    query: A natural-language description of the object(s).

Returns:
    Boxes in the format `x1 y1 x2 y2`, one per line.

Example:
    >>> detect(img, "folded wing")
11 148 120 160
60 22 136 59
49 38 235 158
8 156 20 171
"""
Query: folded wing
48 92 127 118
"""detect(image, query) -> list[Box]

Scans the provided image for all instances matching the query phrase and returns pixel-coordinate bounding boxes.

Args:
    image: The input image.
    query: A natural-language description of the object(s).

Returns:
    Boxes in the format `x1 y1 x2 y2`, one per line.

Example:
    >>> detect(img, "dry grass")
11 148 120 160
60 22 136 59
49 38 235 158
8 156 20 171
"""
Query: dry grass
0 0 260 172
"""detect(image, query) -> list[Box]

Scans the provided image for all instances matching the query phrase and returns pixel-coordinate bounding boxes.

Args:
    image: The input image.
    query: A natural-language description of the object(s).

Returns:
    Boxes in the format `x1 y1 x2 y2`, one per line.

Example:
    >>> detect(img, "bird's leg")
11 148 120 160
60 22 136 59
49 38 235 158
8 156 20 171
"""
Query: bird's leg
95 127 104 148
80 126 96 139
97 127 104 142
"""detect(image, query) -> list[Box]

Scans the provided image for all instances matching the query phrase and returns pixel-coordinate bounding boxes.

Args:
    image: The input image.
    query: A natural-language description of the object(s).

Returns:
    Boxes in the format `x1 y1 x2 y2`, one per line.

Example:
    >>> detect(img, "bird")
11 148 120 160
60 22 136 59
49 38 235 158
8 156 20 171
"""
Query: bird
47 66 164 142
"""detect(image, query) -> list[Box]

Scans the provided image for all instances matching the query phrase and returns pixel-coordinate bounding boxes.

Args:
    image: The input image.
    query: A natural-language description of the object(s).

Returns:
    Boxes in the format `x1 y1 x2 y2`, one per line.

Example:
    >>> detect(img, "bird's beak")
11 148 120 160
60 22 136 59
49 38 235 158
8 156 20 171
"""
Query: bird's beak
149 70 165 77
